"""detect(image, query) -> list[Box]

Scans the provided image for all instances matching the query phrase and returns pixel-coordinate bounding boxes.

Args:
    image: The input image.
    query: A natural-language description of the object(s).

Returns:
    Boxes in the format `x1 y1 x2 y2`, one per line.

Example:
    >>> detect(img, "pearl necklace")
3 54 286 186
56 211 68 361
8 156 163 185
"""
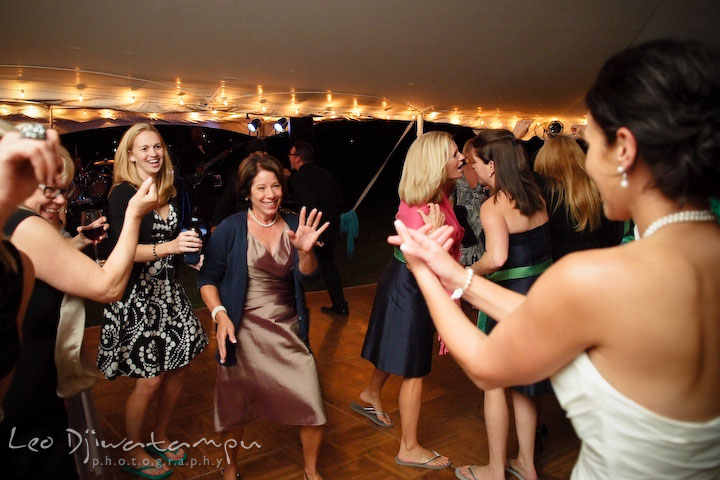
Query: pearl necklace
248 208 278 228
642 209 716 238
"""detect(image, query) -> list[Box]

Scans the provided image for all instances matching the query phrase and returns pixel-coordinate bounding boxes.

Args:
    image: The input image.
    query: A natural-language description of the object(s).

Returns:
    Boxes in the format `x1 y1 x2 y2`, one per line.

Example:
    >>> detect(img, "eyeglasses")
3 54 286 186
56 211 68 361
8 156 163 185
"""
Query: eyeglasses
39 183 75 199
288 153 300 157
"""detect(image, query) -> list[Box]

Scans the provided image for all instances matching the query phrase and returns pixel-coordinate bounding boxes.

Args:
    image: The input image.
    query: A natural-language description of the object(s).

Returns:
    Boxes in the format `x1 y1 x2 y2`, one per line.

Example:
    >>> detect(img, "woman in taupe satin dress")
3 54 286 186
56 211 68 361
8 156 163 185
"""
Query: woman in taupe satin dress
198 152 329 480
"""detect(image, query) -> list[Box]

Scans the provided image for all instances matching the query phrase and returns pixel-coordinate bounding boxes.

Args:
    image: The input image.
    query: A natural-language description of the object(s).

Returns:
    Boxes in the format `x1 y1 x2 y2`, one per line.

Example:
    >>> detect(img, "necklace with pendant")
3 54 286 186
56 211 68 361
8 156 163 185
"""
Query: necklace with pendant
248 208 278 228
642 209 716 238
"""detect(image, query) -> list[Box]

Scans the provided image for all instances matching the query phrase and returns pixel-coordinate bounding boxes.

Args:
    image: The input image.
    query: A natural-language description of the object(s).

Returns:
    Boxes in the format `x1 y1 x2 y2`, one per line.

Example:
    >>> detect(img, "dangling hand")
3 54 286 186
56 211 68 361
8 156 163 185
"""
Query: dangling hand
287 206 330 253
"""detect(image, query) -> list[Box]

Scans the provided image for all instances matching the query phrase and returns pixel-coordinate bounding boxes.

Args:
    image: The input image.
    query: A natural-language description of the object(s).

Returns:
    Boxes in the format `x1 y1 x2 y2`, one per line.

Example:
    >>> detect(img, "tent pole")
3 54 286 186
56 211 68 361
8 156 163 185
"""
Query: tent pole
417 113 424 136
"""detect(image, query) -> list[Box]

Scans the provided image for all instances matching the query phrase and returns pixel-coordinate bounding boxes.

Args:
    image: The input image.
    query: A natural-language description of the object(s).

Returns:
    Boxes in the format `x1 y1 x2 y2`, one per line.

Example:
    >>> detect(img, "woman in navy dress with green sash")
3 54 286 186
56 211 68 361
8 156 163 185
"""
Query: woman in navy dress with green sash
456 129 551 480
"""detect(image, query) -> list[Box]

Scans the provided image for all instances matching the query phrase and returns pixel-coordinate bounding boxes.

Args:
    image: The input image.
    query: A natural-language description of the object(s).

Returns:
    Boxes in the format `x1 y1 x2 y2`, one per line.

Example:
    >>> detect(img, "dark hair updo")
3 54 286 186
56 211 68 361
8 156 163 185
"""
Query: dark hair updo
235 152 285 209
586 38 720 205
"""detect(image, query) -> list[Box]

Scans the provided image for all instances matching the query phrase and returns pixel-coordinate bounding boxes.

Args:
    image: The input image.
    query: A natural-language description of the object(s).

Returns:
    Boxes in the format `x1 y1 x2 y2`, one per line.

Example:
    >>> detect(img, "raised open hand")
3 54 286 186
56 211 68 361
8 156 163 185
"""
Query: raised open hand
287 206 330 252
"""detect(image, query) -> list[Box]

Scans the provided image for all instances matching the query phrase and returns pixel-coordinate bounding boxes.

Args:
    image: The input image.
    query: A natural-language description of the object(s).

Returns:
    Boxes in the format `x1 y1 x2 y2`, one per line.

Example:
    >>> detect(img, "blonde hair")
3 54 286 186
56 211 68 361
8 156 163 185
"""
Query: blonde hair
534 134 603 232
398 131 454 205
112 123 176 203
58 146 75 187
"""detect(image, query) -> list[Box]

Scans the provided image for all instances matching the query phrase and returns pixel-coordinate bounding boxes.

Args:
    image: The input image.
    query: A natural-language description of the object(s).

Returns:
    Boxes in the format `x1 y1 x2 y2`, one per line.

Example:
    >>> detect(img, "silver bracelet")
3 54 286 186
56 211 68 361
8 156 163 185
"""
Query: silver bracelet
450 266 474 300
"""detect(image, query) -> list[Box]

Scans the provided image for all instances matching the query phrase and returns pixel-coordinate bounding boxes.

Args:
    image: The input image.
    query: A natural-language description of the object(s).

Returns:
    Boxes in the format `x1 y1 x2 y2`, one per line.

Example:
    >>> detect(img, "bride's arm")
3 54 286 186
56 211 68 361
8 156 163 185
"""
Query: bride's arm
394 220 599 389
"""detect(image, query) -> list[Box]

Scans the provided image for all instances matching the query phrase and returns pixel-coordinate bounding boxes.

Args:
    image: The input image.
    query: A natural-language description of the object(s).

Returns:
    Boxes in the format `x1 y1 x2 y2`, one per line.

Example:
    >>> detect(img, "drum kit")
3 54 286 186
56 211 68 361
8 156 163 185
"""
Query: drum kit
67 158 114 219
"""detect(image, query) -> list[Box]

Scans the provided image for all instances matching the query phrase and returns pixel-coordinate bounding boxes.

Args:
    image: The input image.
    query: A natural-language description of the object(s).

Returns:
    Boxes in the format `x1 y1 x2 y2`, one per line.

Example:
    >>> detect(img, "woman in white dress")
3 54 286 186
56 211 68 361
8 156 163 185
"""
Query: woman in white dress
390 39 720 480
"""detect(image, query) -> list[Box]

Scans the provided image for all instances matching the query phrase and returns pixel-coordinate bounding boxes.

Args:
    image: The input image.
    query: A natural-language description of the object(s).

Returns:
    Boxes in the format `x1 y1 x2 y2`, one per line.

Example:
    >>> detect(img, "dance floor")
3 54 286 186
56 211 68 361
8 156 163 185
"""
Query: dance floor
83 284 580 479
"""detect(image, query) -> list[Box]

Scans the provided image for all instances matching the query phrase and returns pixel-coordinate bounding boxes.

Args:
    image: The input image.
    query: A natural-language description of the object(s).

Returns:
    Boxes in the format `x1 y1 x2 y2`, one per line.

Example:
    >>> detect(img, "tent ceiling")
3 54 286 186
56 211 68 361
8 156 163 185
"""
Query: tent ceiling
1 0 719 133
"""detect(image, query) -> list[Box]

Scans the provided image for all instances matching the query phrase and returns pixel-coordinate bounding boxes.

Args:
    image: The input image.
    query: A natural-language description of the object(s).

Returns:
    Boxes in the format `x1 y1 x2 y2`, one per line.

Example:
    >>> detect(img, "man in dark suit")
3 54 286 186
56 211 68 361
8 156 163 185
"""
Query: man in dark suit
288 140 349 316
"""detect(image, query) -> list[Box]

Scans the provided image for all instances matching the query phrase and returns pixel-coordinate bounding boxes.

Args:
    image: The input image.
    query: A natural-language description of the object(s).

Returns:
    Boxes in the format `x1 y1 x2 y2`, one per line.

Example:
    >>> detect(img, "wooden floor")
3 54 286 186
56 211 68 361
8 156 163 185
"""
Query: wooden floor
83 284 579 480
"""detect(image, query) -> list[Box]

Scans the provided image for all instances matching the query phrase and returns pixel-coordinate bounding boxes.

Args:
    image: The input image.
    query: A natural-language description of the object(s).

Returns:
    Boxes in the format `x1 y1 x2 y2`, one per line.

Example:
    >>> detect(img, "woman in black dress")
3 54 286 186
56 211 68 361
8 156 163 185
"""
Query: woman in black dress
0 122 62 411
1 128 158 478
534 134 623 260
98 123 208 478
455 129 550 480
354 131 465 470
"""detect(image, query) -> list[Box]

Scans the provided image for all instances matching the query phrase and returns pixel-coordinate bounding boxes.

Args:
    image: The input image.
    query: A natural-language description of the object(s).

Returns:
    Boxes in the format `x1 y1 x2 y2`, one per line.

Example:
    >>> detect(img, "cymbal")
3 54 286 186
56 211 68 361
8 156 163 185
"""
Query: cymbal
93 159 114 166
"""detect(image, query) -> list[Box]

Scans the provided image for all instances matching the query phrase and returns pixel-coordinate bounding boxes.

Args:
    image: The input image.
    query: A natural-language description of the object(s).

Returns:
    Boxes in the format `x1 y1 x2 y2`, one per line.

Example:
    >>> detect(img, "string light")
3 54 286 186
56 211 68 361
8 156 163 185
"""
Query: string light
20 89 25 99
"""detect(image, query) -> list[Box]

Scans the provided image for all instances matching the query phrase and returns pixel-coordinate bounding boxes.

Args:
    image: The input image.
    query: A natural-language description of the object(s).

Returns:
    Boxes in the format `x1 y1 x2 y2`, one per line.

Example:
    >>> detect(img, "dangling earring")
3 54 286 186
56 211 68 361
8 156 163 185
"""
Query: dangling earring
617 166 628 188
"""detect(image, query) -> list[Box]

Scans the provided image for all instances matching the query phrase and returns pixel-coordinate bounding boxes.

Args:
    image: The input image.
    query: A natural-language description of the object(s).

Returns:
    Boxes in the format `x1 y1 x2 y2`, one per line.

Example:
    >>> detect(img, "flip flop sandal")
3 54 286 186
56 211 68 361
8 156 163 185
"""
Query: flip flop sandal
455 465 479 480
146 444 187 465
120 464 173 479
349 401 394 427
506 461 527 480
394 450 451 470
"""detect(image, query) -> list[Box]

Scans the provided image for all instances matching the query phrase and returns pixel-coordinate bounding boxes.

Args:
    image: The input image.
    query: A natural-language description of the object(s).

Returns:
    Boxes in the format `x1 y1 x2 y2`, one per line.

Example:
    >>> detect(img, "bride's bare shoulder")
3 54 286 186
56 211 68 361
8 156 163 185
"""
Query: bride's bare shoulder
533 242 652 301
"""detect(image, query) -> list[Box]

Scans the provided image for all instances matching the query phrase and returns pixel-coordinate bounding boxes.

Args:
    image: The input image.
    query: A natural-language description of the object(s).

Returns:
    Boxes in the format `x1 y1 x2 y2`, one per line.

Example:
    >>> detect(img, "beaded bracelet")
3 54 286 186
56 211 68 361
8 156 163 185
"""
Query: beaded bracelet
152 242 159 260
211 305 227 323
450 266 474 300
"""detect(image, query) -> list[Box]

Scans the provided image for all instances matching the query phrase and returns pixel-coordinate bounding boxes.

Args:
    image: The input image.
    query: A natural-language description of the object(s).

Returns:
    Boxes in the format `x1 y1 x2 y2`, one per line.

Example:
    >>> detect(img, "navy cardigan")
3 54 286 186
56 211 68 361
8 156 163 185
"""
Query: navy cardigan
197 209 317 366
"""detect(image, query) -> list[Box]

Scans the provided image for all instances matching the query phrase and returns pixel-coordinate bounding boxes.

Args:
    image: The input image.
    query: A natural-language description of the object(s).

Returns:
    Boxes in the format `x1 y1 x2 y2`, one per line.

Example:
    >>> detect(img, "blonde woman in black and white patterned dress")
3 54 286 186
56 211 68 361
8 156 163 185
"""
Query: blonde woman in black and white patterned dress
98 124 208 479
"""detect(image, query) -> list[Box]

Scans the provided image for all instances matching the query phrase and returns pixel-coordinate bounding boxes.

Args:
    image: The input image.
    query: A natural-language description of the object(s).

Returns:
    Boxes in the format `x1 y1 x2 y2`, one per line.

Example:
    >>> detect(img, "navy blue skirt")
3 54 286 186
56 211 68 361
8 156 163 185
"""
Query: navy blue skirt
361 257 434 378
484 224 553 396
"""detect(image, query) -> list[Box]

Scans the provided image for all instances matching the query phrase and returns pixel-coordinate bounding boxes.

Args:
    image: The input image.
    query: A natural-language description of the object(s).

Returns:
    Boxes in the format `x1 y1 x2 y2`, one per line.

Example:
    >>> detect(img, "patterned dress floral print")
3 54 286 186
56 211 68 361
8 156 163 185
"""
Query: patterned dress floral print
453 175 488 266
98 197 207 379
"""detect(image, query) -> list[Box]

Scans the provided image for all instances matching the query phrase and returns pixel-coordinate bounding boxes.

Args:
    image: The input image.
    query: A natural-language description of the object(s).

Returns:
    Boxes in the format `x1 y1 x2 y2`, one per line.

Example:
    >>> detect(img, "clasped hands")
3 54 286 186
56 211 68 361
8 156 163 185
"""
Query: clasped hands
389 220 467 293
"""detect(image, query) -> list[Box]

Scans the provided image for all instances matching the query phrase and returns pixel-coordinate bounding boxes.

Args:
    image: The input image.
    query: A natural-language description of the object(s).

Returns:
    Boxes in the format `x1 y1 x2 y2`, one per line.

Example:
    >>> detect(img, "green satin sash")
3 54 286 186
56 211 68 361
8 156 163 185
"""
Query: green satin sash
477 259 552 332
393 246 406 264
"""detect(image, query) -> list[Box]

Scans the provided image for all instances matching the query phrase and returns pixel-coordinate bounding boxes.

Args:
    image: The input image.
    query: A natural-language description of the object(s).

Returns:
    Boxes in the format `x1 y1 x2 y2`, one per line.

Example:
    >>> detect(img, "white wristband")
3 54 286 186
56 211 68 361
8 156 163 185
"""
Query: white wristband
211 305 227 323
450 267 474 300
